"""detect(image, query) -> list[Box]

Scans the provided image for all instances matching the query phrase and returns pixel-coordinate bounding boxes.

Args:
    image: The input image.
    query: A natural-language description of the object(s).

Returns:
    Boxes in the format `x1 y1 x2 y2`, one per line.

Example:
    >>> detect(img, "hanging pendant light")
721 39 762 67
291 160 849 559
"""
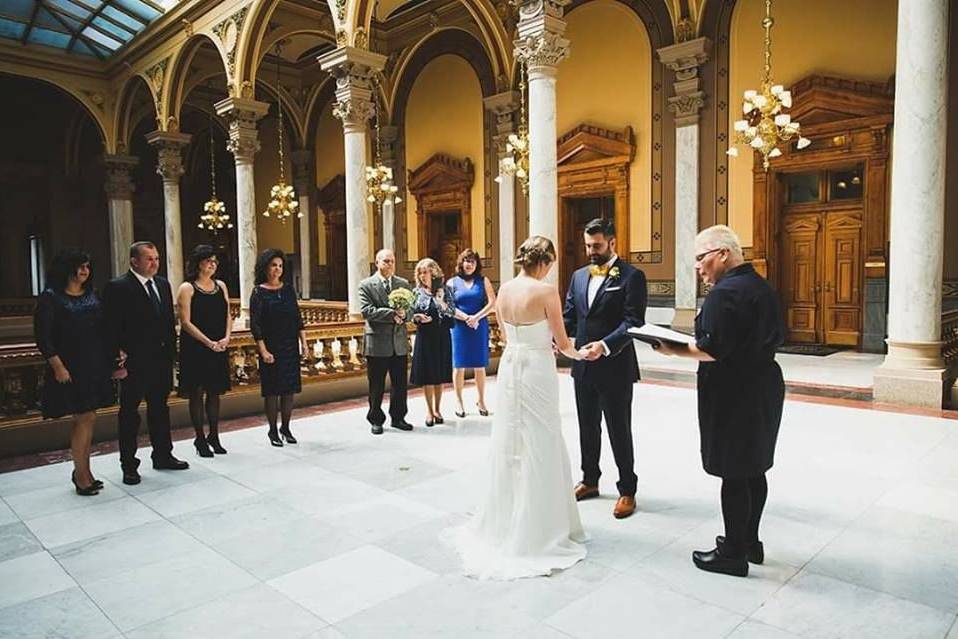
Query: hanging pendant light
364 82 401 211
495 59 529 195
726 0 810 169
199 110 232 232
262 45 299 224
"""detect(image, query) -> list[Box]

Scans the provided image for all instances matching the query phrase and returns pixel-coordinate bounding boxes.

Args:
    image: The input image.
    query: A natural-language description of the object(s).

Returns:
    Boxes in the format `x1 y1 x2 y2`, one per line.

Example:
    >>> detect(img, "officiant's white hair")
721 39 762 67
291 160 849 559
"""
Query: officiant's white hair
695 225 743 259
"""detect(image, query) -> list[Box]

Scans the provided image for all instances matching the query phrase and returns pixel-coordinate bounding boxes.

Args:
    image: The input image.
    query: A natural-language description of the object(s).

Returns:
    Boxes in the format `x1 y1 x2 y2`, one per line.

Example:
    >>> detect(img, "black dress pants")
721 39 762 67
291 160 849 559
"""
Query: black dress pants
118 363 173 470
574 375 637 496
366 354 408 426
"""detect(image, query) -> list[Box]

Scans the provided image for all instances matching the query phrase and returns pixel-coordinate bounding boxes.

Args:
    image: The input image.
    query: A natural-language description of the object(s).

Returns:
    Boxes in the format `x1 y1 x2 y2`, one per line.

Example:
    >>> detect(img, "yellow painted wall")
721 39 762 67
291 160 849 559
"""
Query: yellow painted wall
404 54 485 262
728 0 898 246
559 0 652 252
254 114 295 253
314 104 345 266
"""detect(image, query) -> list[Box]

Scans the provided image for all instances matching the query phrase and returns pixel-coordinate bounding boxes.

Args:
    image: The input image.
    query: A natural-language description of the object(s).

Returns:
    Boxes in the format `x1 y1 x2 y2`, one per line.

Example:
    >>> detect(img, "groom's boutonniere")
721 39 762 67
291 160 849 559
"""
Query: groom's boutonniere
607 266 621 281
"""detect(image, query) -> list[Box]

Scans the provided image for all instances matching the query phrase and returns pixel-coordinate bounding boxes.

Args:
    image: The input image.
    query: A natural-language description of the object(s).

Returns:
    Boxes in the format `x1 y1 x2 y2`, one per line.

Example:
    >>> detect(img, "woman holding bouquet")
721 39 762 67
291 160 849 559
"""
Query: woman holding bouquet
409 258 456 427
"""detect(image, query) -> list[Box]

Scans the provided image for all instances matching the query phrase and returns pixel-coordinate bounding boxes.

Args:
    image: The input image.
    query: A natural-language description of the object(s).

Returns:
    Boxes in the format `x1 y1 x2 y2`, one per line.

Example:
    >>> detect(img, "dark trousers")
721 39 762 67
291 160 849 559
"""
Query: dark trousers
720 474 768 557
366 355 408 426
574 375 637 496
118 364 173 470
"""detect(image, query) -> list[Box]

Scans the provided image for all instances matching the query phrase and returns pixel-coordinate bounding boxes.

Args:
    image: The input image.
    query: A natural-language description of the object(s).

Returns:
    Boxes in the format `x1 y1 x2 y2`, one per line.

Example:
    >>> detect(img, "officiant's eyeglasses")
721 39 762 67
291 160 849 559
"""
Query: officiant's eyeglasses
694 248 724 263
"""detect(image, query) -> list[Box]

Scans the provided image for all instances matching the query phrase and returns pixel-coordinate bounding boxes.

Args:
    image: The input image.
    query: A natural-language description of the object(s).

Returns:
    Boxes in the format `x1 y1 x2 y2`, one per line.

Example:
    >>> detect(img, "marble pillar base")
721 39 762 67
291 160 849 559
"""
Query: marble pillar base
873 340 950 408
670 307 696 333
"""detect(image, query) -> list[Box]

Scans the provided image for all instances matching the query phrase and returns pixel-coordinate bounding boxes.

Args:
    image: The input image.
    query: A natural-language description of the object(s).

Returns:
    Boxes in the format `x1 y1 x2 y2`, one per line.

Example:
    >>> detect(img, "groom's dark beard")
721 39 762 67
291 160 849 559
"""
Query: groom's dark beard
589 250 613 265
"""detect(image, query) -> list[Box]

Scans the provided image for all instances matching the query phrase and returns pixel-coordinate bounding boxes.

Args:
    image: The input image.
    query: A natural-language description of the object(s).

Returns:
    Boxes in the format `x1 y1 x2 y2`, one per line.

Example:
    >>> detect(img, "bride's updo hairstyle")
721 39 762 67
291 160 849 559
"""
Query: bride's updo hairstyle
514 235 556 273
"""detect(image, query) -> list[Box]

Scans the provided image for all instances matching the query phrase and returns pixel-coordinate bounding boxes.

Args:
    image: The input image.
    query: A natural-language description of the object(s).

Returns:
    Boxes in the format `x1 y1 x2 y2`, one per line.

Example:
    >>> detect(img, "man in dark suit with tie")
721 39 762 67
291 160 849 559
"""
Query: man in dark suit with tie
103 241 188 485
563 218 647 519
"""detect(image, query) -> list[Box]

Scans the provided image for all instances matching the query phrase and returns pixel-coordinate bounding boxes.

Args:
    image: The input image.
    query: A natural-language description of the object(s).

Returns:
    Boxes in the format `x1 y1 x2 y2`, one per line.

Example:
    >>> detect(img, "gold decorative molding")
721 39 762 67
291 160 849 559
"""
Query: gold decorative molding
144 57 169 123
212 6 250 79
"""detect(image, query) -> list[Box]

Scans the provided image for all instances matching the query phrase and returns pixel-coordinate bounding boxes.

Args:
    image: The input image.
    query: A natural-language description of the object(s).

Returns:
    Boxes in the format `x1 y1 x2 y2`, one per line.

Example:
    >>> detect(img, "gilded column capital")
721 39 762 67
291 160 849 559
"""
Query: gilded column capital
514 0 569 74
483 91 521 158
145 130 191 182
657 37 712 126
318 46 386 133
102 154 138 200
214 97 270 162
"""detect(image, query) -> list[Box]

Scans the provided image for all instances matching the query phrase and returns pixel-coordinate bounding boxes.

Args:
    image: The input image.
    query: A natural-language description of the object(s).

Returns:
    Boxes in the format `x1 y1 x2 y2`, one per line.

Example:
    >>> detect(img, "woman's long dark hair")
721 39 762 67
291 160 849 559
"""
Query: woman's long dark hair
185 244 217 282
46 248 92 293
254 248 286 285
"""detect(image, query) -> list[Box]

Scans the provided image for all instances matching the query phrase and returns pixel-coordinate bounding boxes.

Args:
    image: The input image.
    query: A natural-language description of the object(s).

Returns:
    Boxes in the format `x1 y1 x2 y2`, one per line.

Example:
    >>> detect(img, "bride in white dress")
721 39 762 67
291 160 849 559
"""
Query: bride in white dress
446 236 588 580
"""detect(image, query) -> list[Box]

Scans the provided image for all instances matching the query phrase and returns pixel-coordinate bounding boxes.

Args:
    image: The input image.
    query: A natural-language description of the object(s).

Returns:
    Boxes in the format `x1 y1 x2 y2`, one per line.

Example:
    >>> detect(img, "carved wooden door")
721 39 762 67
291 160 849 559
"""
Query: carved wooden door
781 214 822 343
822 212 862 346
325 211 347 300
427 211 463 278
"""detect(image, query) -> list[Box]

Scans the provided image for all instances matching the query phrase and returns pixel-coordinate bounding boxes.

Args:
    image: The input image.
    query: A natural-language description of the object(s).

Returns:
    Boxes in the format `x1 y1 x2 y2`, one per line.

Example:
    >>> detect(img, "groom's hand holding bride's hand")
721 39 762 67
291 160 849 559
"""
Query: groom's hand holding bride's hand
581 341 605 361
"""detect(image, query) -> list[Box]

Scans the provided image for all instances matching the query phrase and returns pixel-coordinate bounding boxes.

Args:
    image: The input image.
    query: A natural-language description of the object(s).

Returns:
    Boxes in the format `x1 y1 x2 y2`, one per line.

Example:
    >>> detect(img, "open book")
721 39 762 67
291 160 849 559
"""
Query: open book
627 323 695 348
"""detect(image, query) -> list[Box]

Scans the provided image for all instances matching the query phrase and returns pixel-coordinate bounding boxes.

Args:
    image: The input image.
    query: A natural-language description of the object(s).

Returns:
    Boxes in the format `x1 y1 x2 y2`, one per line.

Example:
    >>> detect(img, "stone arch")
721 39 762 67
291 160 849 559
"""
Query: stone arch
167 33 230 126
114 74 158 154
234 0 283 95
304 77 338 146
255 77 308 150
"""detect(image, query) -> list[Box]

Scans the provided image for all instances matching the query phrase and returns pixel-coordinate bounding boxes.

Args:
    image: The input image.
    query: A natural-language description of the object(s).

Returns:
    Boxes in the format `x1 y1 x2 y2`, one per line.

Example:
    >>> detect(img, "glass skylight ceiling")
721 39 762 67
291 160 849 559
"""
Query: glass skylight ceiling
0 0 179 58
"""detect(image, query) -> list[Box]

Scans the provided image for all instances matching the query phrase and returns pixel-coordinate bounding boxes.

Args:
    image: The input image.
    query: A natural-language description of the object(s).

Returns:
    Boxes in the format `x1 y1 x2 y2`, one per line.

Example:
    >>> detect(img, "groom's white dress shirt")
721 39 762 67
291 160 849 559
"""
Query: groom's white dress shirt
586 254 617 357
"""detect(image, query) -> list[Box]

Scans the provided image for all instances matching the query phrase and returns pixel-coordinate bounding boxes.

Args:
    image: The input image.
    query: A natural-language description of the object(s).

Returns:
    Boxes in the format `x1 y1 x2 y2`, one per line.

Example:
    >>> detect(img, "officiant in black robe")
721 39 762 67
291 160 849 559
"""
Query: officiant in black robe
655 224 785 578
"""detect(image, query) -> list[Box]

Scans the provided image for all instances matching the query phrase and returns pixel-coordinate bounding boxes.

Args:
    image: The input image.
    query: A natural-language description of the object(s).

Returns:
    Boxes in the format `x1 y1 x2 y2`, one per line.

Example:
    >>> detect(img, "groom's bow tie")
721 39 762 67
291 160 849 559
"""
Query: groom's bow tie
589 264 611 277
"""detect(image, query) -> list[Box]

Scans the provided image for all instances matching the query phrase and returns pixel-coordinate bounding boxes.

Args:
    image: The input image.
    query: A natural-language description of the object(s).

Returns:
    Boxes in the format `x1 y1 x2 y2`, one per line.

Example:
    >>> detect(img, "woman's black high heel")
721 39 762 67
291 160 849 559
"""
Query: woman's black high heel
71 471 99 496
207 434 227 455
279 428 297 444
425 417 435 428
268 429 284 447
194 437 214 458
477 404 490 417
434 414 444 425
455 408 466 418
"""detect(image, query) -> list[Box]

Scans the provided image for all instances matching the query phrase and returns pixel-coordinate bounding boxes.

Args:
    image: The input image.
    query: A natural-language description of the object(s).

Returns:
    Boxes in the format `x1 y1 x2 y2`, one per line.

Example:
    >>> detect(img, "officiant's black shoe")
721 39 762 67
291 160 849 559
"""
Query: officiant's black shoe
715 536 764 564
153 456 189 471
122 469 141 485
390 421 413 431
692 547 748 577
574 482 599 501
371 423 384 435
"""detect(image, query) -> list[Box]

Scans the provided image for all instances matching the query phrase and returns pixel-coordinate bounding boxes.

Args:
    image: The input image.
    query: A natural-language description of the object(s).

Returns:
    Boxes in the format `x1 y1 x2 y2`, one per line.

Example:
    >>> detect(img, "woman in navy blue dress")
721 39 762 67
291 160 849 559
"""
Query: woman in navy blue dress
409 258 456 426
250 249 308 447
447 249 496 418
34 249 118 495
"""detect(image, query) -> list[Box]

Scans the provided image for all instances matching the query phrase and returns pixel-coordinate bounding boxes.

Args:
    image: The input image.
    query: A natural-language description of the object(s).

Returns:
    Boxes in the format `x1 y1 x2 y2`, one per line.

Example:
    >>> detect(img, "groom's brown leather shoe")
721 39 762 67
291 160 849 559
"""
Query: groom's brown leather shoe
613 495 636 519
574 482 599 501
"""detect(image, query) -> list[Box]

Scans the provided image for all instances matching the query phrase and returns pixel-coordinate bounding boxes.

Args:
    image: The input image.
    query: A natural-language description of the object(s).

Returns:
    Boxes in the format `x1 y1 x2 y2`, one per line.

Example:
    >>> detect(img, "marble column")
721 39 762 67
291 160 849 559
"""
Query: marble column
103 154 138 277
658 38 710 332
318 46 386 320
873 0 950 408
379 125 400 253
515 0 569 284
485 91 520 283
215 97 270 324
146 131 191 288
291 149 313 299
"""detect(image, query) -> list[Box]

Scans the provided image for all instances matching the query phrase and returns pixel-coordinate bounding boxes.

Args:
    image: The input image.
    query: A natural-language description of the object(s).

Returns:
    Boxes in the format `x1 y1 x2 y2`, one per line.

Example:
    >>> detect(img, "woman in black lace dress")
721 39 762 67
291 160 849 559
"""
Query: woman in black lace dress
177 245 232 457
251 249 308 447
34 249 118 495
409 258 456 426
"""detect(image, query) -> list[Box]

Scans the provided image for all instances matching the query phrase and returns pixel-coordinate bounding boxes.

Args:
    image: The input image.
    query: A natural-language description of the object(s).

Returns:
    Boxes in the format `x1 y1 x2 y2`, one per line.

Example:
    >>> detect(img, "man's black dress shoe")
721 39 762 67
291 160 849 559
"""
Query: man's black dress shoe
715 535 764 564
122 469 141 485
692 547 748 577
152 457 189 471
390 421 413 431
371 423 384 435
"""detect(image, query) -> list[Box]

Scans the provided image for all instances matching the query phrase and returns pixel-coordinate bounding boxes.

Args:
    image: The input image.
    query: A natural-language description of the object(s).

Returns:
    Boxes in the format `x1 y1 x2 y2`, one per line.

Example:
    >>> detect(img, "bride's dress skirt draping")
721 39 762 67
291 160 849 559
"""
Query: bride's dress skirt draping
444 321 587 580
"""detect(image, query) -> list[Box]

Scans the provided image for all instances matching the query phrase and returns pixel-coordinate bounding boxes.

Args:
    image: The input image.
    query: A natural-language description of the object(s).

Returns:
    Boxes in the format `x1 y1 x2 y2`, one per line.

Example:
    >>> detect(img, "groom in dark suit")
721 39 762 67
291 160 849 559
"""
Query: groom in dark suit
563 218 647 519
103 241 188 485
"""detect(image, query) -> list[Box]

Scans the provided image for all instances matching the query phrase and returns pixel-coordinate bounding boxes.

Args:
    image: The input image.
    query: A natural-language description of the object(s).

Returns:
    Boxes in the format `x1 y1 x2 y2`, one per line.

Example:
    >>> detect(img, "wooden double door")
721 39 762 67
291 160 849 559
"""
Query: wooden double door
559 195 614 296
426 210 464 279
780 209 863 346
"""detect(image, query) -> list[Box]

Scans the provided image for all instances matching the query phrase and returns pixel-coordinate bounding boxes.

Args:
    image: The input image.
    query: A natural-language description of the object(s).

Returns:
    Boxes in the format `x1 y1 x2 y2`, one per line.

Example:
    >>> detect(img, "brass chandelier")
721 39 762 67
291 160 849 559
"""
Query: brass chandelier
365 86 401 210
198 112 232 233
726 0 810 169
262 47 299 224
495 59 529 194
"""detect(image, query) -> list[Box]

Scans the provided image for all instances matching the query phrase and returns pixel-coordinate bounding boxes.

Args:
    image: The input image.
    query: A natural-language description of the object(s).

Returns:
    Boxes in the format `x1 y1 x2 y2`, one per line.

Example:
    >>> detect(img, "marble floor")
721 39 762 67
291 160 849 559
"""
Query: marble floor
1 377 957 638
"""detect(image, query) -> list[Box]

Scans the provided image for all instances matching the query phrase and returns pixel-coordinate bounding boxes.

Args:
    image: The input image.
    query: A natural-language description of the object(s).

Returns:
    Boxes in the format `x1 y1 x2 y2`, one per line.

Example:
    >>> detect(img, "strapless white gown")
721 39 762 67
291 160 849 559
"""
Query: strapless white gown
444 320 587 579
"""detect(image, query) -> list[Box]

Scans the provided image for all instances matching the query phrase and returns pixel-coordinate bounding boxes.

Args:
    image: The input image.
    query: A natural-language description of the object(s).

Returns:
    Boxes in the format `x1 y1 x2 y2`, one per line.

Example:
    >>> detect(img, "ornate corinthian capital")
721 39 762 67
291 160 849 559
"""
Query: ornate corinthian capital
657 37 712 126
317 46 386 132
514 0 569 72
145 131 191 182
103 154 138 200
214 97 270 162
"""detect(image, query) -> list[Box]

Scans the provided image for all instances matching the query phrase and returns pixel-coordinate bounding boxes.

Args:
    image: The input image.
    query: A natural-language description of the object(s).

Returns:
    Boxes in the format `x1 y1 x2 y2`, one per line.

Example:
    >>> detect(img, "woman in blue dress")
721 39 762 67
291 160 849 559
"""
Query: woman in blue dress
447 249 496 418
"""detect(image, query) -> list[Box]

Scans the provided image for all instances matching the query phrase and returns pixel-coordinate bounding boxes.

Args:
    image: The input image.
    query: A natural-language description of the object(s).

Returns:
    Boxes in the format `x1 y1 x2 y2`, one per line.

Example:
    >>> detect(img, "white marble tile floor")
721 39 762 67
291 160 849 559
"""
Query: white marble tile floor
0 377 956 637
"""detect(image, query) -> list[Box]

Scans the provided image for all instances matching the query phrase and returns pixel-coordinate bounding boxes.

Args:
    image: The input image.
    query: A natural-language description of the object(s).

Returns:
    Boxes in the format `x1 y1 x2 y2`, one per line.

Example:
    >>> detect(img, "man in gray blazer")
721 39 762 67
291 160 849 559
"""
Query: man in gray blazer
360 249 414 435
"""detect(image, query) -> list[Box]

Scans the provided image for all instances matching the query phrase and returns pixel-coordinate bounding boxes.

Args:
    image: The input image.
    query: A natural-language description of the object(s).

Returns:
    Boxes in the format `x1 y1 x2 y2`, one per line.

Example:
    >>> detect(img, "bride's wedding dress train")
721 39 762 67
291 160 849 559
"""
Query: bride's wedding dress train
445 320 587 579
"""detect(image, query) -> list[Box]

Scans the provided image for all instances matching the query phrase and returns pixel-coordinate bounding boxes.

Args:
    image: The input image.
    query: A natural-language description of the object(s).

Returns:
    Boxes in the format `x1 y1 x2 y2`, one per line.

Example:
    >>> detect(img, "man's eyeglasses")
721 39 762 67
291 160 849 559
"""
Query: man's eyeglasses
694 247 724 263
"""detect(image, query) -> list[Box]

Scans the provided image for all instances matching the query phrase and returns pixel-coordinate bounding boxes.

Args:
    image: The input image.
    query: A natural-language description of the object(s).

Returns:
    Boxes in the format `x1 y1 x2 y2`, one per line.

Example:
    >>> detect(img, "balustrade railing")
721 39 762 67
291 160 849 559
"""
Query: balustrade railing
228 299 350 324
0 316 504 426
942 309 958 367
